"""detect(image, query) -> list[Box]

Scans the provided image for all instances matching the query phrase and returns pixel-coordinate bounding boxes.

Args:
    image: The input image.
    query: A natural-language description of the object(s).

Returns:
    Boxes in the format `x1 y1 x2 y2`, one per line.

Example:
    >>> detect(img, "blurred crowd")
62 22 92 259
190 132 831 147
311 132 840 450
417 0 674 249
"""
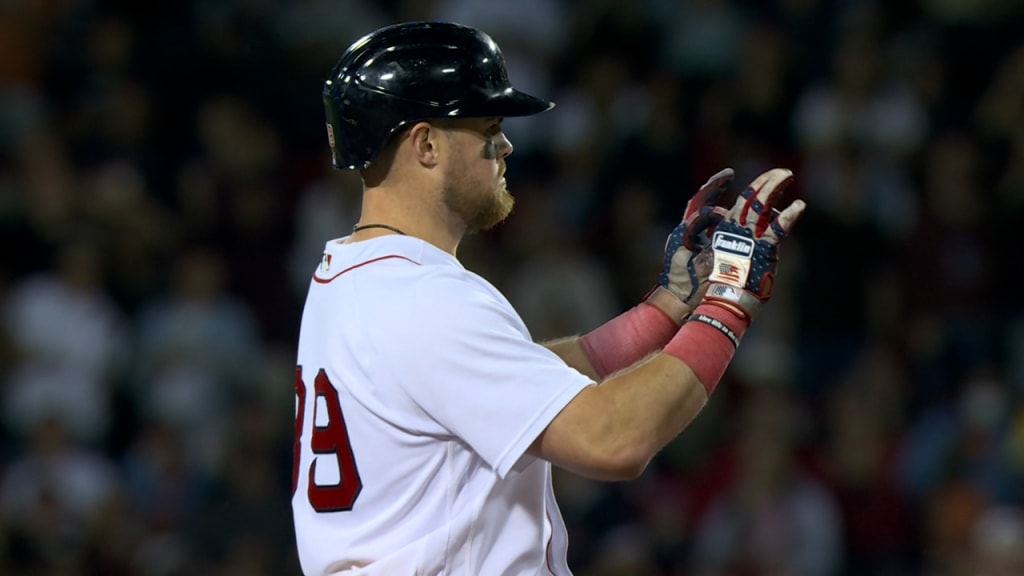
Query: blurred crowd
1 0 1024 575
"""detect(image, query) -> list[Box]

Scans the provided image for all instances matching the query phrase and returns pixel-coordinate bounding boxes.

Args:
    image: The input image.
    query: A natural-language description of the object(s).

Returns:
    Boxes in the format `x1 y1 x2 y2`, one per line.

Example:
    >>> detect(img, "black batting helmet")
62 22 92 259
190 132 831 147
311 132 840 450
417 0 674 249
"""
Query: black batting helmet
322 21 555 170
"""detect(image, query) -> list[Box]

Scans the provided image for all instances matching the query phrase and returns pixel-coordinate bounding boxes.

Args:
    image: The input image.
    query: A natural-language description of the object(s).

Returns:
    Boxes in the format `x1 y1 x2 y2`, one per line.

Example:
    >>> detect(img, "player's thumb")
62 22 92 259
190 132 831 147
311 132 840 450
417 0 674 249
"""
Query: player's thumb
779 199 807 231
765 199 806 243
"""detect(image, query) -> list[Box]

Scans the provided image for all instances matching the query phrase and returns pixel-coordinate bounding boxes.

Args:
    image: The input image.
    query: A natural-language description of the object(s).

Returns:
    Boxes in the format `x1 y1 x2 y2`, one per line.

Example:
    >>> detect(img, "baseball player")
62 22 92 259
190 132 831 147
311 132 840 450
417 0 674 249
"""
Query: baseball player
292 21 806 575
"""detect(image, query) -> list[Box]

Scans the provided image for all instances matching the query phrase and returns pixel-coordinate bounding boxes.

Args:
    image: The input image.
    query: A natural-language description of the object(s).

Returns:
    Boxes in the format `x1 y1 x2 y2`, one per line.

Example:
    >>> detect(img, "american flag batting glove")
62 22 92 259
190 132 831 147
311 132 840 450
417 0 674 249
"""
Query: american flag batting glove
703 168 806 320
658 168 733 306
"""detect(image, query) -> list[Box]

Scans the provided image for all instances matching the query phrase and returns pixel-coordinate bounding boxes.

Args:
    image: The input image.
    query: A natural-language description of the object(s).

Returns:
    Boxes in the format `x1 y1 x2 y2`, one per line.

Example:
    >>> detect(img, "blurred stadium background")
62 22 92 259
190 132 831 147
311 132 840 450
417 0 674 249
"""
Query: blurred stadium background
1 1 1024 575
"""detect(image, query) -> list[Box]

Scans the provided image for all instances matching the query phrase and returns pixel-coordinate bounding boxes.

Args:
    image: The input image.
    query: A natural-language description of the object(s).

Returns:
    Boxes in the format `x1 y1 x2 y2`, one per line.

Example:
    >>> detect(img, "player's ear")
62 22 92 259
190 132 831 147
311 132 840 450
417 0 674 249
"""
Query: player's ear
408 121 442 168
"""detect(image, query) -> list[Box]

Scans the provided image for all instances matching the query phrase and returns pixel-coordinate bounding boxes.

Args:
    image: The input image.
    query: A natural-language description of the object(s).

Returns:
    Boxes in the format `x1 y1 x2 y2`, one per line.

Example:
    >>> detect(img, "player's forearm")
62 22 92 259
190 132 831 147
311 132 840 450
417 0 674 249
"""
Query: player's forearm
594 353 709 471
543 336 702 472
532 352 708 481
532 304 745 480
597 302 746 461
576 294 683 380
543 336 601 381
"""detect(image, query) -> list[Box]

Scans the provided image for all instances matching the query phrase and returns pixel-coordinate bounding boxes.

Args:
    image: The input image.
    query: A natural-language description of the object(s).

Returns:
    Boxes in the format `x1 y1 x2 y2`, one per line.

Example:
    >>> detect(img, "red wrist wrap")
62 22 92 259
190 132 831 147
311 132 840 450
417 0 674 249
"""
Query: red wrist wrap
663 304 749 396
579 302 678 379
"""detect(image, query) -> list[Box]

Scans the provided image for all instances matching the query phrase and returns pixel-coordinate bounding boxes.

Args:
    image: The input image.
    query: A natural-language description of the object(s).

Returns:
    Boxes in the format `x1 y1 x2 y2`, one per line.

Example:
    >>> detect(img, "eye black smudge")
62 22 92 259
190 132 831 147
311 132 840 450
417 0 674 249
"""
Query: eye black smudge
482 139 497 159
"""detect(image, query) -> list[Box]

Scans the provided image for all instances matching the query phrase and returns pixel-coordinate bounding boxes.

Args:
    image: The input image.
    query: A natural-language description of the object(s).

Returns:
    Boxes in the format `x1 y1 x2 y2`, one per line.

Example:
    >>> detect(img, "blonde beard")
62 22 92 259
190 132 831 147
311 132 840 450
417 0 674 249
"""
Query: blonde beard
443 174 515 233
469 187 515 232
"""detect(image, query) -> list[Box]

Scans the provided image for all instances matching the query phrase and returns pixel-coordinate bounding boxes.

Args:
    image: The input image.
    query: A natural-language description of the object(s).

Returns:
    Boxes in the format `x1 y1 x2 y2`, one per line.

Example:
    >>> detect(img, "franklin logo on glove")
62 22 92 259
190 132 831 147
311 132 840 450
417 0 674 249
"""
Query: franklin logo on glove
711 232 754 257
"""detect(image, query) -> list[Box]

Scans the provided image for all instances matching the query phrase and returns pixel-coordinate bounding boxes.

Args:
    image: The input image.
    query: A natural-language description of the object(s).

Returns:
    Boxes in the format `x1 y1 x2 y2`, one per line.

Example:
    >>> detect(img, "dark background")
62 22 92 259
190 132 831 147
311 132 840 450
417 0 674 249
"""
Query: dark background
1 1 1024 574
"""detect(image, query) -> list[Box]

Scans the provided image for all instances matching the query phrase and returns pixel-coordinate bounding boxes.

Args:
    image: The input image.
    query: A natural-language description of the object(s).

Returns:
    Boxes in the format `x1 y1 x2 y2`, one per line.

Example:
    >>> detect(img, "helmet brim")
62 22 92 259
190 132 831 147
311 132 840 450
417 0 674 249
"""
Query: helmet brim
460 88 555 118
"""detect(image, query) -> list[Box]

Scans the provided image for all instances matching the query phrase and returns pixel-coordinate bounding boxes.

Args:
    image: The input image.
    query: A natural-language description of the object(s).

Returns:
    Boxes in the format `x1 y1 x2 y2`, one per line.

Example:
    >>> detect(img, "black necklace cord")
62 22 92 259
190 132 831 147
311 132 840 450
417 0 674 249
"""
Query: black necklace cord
351 223 408 236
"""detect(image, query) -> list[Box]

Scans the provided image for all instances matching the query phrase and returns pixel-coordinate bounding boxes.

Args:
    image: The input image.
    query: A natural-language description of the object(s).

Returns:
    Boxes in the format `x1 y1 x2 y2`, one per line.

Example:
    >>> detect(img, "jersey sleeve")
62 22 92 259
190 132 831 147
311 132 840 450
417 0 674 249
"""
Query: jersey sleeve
374 271 593 478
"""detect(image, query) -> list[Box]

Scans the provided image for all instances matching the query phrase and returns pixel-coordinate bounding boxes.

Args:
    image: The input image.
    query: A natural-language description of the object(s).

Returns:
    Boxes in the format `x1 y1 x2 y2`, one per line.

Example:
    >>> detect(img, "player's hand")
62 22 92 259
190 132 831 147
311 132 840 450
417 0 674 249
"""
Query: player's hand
656 168 734 309
702 167 805 320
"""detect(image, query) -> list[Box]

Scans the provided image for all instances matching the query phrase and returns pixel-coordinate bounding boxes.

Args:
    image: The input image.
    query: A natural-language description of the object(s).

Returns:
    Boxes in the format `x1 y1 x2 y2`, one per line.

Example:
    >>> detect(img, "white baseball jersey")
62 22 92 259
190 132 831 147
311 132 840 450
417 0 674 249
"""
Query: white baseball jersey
292 235 594 575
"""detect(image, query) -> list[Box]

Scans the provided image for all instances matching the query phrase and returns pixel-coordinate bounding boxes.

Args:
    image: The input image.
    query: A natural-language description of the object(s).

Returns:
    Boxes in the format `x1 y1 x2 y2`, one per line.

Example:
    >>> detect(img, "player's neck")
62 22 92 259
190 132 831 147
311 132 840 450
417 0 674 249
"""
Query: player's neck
352 187 463 256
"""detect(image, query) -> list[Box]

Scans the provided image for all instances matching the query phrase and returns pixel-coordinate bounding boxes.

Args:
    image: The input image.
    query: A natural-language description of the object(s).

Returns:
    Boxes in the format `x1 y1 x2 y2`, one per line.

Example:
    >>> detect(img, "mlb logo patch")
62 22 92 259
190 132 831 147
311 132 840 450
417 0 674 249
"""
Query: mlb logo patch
709 284 740 300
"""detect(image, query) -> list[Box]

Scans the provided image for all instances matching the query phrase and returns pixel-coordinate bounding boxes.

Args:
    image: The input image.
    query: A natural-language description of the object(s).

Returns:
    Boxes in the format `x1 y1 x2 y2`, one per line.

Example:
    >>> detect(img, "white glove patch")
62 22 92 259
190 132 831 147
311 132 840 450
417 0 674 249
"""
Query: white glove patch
708 230 753 288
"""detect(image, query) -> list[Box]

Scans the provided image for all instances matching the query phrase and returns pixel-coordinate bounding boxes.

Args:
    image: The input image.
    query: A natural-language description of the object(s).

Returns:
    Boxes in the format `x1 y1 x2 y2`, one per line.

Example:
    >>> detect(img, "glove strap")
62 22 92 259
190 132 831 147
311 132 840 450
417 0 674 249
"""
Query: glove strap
703 283 761 321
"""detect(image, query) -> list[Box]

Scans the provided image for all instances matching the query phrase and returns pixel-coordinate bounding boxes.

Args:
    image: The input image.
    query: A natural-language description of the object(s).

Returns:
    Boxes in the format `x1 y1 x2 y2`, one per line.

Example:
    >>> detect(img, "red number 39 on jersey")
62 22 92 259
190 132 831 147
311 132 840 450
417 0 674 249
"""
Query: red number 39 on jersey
293 366 363 511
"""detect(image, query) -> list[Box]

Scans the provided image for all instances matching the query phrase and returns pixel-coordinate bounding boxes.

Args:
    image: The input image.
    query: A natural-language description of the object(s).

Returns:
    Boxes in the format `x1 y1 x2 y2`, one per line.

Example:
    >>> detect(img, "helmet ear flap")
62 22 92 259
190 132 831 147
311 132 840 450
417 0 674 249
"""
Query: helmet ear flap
322 21 554 170
322 87 374 171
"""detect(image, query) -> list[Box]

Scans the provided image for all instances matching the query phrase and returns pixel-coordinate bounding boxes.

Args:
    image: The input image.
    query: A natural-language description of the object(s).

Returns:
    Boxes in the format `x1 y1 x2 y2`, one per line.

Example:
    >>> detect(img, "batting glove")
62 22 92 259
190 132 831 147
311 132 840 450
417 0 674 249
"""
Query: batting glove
703 167 805 320
657 168 734 307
